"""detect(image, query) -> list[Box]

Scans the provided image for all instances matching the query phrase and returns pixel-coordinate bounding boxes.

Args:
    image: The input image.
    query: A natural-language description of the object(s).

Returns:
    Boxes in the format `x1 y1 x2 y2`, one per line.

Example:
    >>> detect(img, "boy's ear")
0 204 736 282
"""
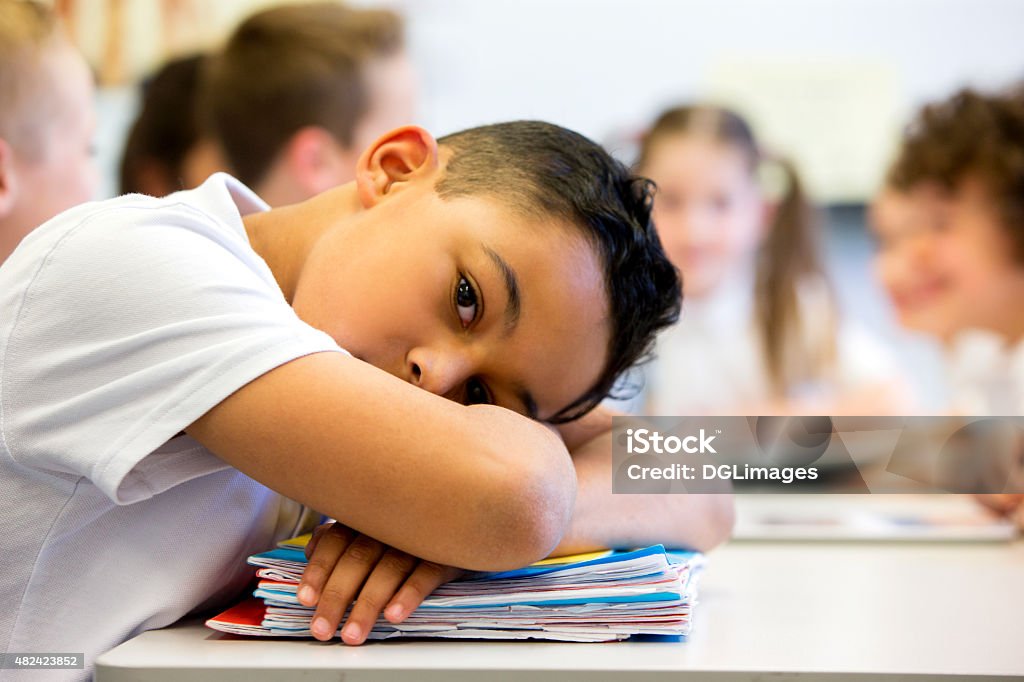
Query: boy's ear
355 126 439 209
0 139 19 218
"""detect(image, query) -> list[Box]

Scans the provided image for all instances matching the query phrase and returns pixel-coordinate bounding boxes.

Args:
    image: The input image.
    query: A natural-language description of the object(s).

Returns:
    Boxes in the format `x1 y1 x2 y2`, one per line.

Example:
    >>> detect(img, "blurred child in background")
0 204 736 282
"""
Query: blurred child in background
0 0 97 265
871 86 1024 524
633 104 906 415
119 54 224 197
198 2 415 206
872 86 1024 415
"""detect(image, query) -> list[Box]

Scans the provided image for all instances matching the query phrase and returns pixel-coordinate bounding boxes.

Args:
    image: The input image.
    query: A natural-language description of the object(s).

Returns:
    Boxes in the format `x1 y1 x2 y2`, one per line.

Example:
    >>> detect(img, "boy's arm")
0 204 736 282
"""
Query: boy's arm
552 407 735 555
186 352 576 572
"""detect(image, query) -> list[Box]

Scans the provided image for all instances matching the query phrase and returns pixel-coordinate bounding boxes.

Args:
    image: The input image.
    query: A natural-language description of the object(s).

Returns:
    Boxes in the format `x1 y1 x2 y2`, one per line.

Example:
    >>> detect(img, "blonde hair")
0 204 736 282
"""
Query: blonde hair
637 104 838 398
0 0 64 159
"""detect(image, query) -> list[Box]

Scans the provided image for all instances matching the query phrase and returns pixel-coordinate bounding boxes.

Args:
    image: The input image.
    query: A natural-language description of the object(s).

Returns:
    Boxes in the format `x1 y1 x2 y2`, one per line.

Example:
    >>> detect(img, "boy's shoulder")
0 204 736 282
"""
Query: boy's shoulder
0 173 339 503
0 174 281 354
3 174 264 279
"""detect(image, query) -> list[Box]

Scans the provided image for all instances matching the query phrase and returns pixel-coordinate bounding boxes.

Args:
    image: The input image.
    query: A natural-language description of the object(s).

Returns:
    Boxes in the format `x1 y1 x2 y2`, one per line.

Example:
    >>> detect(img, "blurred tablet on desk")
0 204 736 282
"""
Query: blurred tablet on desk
733 494 1018 542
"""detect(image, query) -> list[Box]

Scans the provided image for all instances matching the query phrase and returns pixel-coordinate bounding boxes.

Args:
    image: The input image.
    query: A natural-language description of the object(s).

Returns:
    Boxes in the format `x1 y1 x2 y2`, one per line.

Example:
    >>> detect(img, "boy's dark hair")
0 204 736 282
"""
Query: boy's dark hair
200 2 404 189
887 86 1024 261
437 121 682 423
119 54 205 195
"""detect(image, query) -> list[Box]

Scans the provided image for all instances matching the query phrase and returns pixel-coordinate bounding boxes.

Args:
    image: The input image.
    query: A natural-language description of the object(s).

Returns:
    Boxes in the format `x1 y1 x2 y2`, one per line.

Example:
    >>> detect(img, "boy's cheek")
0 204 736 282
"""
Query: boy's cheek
873 252 900 296
875 249 927 309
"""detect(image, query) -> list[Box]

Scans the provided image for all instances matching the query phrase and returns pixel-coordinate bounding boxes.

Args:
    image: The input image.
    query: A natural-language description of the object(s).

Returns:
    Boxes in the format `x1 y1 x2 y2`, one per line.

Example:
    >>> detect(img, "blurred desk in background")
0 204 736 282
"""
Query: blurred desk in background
734 492 1018 541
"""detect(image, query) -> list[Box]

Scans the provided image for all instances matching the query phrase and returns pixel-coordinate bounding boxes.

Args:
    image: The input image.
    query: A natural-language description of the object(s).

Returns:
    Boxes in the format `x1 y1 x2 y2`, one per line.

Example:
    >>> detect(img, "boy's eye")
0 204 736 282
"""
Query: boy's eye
455 275 479 327
465 378 492 405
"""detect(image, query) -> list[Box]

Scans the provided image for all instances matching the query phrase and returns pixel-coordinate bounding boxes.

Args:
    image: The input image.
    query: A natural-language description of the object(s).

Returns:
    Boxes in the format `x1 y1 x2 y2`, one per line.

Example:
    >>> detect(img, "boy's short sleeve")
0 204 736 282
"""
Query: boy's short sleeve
0 192 343 504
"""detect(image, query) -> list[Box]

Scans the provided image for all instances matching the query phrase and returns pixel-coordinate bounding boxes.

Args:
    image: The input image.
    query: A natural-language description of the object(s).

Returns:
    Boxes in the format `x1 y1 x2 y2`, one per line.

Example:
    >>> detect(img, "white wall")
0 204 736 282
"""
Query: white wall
98 0 1024 202
395 0 1024 201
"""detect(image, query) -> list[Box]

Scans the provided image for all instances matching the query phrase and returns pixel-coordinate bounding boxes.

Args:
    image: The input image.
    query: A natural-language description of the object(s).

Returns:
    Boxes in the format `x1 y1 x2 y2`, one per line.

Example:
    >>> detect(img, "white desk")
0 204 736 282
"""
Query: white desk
96 498 1024 681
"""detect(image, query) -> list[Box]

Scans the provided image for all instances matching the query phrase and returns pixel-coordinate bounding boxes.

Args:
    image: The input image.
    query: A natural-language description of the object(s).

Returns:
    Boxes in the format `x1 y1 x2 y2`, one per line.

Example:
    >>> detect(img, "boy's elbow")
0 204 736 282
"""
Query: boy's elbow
690 493 735 552
475 431 577 571
510 461 577 564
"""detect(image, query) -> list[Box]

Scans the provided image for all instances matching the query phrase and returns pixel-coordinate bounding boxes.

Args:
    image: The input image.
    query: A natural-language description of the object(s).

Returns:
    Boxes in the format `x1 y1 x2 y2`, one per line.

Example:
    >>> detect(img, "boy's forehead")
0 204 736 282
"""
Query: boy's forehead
440 194 609 315
877 184 943 214
364 187 609 309
480 203 603 279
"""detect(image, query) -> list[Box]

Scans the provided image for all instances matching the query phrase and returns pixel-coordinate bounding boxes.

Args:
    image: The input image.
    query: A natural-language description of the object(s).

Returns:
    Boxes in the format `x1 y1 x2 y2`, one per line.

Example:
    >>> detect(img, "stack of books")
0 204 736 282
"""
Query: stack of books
206 537 702 642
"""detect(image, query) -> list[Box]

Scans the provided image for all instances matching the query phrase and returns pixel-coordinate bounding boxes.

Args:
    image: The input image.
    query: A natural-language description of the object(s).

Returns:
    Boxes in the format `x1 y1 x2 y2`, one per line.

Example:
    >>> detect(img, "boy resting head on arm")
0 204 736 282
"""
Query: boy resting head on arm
0 120 729 670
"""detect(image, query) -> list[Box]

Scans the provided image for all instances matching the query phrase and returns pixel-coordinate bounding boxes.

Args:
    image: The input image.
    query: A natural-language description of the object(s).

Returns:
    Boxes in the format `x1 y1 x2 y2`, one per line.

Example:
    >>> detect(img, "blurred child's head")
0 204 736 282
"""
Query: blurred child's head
201 2 414 207
636 105 830 394
0 0 97 263
872 87 1024 342
637 106 767 297
120 54 225 197
294 122 681 422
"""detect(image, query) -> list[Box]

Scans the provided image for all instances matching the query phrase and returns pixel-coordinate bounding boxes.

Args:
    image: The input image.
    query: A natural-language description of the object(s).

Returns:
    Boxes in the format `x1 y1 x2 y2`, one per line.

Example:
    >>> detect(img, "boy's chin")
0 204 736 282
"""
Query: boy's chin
896 307 963 342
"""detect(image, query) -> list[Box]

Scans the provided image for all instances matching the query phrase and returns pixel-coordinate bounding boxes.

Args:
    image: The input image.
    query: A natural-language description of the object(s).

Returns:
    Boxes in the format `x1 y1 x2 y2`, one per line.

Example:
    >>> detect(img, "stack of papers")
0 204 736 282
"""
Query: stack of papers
206 538 703 642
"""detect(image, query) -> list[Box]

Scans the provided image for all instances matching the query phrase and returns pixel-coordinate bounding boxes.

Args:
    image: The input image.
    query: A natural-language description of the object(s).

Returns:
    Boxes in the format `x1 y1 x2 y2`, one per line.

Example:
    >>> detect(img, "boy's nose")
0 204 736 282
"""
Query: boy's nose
407 346 474 399
680 208 715 240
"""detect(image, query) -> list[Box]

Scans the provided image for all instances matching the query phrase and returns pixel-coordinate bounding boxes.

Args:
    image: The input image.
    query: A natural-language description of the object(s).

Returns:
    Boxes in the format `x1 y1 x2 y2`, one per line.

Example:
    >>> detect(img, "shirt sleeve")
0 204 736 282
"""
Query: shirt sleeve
833 321 904 390
1 201 344 504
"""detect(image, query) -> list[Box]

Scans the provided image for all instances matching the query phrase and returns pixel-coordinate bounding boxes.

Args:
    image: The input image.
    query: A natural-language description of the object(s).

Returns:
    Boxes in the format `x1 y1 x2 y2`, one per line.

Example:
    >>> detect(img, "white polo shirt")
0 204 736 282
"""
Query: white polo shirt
0 174 343 680
947 329 1024 415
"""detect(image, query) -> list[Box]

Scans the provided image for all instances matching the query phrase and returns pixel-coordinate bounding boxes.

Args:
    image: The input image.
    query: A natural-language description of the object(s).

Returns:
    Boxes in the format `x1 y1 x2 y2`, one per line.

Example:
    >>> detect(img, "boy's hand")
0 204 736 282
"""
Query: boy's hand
297 522 463 644
976 494 1024 528
974 436 1024 528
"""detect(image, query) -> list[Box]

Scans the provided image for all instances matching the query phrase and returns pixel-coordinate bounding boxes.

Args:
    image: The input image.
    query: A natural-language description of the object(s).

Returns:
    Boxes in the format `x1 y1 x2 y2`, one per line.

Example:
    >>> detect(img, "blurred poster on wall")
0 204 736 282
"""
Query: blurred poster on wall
706 59 902 204
52 0 323 86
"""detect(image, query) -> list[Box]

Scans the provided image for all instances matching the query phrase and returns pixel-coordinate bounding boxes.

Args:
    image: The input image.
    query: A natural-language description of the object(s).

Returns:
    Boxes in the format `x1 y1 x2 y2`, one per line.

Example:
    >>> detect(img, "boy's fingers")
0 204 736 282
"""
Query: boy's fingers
340 549 418 645
1014 503 1024 530
298 523 355 606
310 535 386 641
304 522 333 560
977 493 1024 513
385 561 463 624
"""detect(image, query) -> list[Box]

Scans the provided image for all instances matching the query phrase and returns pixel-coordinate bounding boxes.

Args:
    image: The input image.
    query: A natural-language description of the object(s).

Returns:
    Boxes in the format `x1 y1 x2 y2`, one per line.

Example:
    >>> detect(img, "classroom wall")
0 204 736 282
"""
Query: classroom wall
96 0 1024 205
396 0 1024 203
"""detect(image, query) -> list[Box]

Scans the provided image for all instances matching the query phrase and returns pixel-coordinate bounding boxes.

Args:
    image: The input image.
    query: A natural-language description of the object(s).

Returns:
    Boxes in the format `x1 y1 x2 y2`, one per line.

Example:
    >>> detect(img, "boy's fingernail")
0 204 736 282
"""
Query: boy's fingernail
311 617 332 639
342 623 362 643
385 604 404 621
298 585 315 604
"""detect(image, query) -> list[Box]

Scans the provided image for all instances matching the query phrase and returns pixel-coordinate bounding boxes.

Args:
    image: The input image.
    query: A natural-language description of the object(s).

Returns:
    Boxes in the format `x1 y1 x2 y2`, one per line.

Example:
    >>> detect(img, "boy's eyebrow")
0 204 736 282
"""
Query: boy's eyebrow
482 245 521 332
